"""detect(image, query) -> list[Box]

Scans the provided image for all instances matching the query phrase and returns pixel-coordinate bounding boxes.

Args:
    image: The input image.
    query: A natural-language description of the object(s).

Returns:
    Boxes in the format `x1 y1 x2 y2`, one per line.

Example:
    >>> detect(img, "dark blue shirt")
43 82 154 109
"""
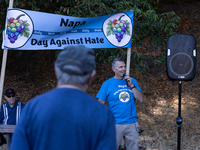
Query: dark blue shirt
10 88 116 150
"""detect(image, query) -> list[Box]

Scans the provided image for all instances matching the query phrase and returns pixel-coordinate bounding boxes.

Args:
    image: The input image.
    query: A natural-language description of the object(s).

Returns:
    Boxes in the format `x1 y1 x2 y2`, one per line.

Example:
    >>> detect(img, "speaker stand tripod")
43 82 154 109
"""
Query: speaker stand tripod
176 81 183 150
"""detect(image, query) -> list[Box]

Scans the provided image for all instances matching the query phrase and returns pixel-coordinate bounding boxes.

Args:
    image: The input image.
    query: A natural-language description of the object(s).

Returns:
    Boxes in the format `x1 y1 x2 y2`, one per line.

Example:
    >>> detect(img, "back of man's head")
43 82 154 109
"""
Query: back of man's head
55 45 96 86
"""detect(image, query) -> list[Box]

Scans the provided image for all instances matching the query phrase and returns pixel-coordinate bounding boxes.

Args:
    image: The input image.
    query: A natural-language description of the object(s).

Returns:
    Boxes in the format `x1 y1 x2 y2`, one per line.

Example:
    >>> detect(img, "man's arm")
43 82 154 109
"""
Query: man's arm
10 106 30 150
0 105 4 124
130 86 144 102
96 110 116 150
125 75 144 103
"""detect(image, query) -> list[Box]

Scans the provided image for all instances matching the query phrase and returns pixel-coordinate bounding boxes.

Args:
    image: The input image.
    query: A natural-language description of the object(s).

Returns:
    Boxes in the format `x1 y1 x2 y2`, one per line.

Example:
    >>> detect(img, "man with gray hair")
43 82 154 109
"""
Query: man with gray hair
10 45 116 150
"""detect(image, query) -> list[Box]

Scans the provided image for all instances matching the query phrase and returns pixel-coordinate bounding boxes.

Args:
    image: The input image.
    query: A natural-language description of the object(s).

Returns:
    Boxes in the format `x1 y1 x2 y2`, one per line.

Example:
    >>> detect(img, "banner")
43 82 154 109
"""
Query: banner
2 8 134 50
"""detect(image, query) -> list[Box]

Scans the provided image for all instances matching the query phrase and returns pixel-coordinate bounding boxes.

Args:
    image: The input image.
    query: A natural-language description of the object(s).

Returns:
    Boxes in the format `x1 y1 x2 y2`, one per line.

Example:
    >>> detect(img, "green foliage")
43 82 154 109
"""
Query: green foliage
0 0 180 72
95 48 126 65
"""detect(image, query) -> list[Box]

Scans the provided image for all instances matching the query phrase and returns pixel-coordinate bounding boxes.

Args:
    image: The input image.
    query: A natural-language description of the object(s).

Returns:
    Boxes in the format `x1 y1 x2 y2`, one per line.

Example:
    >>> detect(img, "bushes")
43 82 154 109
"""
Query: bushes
0 0 180 71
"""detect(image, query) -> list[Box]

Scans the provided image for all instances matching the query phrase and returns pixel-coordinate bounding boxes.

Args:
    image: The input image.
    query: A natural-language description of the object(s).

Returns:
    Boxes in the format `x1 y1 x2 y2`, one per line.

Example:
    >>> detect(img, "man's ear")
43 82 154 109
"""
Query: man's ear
112 67 115 73
87 70 96 85
54 65 57 72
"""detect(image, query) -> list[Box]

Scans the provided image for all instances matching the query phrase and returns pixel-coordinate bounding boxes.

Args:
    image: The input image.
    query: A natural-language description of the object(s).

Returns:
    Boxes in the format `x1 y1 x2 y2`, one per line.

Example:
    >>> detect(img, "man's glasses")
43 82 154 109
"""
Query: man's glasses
7 95 15 98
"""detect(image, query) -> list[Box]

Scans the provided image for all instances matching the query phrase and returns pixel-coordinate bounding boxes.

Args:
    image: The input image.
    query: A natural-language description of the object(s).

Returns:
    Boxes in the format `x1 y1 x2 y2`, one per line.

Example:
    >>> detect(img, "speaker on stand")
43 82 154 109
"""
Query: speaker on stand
166 34 196 150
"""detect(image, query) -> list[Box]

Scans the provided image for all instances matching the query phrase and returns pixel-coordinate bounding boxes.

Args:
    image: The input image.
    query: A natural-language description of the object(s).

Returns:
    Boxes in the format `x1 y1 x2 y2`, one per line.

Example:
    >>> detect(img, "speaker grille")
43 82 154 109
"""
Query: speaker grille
169 53 193 76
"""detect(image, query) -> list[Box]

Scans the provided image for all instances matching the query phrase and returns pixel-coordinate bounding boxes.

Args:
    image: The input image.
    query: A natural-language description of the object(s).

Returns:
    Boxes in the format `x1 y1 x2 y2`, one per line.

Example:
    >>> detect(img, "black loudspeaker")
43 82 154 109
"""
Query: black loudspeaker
166 34 196 81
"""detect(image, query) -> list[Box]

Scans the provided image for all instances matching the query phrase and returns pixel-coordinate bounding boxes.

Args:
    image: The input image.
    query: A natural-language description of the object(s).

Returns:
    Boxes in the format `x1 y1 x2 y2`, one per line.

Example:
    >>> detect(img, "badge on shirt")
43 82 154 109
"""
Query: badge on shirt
119 91 130 102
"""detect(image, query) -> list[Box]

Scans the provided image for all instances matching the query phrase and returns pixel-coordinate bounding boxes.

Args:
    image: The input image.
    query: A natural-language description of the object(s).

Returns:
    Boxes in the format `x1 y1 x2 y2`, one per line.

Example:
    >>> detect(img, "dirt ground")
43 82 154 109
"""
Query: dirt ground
1 1 200 150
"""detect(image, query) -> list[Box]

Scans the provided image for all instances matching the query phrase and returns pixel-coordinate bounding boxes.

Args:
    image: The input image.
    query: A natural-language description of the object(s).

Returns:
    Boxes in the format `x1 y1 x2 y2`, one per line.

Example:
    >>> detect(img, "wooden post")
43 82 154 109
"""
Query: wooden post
9 0 14 8
126 47 131 75
0 50 8 105
0 0 14 106
0 1 14 149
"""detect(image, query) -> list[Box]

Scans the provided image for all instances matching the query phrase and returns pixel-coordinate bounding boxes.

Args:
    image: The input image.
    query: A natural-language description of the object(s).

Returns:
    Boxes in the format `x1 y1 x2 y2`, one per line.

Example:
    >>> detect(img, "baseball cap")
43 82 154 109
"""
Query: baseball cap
55 45 96 75
5 88 15 96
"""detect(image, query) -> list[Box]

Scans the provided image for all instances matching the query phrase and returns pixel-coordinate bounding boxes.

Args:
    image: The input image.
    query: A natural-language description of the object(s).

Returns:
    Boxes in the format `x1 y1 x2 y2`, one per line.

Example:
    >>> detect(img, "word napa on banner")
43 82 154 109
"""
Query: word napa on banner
2 8 134 50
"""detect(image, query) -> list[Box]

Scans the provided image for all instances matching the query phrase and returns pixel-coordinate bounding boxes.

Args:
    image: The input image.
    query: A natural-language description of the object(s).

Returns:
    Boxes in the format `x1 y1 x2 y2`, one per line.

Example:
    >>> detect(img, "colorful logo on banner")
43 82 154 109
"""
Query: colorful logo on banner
4 9 33 48
2 8 133 50
104 14 131 46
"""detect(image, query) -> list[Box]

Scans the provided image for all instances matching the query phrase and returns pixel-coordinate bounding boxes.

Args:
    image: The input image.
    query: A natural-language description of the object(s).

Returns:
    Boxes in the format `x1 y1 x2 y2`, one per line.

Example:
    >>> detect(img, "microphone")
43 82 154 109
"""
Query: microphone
123 73 129 87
